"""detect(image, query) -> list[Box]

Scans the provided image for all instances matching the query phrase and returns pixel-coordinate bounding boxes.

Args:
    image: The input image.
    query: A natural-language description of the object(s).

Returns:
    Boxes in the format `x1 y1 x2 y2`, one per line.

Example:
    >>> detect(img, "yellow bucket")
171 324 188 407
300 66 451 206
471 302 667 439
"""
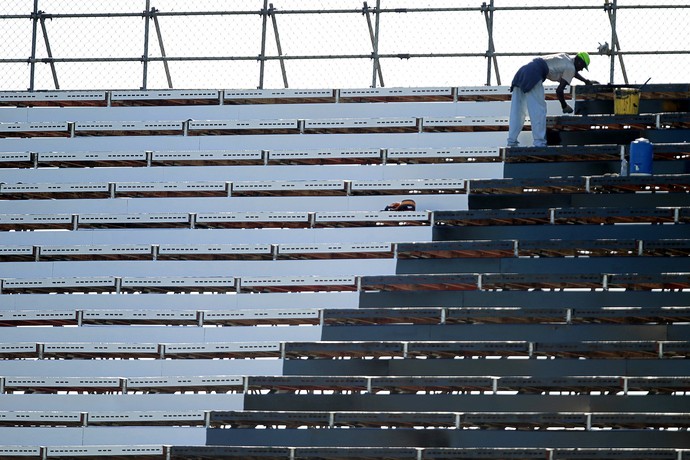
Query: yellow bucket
613 88 640 115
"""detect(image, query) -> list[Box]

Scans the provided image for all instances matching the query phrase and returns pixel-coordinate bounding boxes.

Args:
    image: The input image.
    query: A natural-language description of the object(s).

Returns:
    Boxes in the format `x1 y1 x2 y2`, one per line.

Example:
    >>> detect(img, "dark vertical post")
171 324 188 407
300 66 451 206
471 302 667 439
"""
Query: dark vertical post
483 0 500 86
142 0 151 89
29 0 39 90
606 0 628 84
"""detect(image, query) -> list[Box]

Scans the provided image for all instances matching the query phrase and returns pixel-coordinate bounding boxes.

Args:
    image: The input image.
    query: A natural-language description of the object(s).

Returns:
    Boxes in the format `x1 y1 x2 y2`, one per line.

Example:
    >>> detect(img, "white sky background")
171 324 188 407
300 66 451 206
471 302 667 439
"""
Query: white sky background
0 0 688 90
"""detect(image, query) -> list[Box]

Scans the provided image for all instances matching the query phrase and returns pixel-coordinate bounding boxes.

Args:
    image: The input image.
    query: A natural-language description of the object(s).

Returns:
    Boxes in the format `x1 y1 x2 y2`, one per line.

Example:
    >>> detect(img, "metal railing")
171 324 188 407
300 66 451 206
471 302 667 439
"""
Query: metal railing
1 1 688 90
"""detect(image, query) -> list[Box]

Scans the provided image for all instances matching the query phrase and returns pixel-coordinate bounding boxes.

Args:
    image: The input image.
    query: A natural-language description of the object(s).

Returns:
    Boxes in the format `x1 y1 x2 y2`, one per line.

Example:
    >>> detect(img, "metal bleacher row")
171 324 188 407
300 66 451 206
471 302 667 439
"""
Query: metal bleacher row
1 171 689 198
0 272 688 294
3 447 690 460
1 116 522 137
1 372 690 399
0 147 499 168
1 207 689 230
1 237 689 262
2 338 690 363
0 86 537 107
0 83 689 459
2 112 688 138
0 143 687 169
2 409 690 429
1 304 689 327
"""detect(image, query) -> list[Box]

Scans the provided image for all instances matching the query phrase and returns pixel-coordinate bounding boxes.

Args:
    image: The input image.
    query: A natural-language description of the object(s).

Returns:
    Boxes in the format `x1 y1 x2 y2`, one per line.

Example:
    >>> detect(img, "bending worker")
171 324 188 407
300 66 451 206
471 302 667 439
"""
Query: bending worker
507 52 593 148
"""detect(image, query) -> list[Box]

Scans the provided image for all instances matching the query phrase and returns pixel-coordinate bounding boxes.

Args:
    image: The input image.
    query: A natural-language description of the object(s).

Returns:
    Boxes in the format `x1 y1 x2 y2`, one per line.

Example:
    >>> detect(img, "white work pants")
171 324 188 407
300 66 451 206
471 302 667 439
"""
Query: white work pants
507 81 547 147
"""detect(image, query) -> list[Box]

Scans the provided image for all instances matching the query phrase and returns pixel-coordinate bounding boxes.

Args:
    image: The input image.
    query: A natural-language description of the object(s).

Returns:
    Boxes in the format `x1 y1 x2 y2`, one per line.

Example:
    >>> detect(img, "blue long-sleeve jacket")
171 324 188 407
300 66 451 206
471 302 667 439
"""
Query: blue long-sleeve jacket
510 58 549 93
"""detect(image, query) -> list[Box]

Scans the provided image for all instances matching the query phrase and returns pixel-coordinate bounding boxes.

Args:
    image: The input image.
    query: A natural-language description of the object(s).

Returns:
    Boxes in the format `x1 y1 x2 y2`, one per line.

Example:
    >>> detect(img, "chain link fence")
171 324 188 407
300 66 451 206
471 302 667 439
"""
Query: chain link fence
1 0 688 91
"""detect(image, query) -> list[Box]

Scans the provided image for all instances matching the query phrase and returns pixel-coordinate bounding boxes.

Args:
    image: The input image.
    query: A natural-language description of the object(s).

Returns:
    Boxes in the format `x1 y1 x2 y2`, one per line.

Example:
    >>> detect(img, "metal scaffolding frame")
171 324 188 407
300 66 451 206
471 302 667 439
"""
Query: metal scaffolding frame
5 1 689 90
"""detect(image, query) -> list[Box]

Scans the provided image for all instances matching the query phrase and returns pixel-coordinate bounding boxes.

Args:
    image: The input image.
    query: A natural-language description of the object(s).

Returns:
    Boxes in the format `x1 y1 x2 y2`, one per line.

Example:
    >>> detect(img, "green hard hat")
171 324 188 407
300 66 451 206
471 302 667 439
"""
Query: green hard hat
576 52 590 70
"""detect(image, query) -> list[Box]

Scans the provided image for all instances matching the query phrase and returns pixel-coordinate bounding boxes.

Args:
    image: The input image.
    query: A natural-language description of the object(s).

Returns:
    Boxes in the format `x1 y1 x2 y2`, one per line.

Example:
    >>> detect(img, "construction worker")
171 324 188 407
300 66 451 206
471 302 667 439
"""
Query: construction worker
507 52 594 148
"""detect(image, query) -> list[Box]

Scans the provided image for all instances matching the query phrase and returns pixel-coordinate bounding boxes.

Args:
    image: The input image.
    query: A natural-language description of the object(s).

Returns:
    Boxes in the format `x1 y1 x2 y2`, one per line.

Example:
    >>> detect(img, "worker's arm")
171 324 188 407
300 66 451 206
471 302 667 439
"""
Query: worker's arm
574 72 599 85
559 74 601 114
556 79 573 113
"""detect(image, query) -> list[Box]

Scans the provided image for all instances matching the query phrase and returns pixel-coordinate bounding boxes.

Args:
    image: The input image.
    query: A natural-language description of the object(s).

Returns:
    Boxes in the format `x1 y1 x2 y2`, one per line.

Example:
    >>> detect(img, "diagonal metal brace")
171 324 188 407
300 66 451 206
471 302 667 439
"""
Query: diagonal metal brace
150 7 173 88
269 4 289 88
604 0 628 84
363 1 384 88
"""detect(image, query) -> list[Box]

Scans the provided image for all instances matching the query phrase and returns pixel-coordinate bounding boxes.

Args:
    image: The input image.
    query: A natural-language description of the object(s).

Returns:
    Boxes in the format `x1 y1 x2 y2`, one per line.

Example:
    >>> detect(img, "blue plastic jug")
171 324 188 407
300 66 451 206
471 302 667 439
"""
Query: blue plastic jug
629 138 653 176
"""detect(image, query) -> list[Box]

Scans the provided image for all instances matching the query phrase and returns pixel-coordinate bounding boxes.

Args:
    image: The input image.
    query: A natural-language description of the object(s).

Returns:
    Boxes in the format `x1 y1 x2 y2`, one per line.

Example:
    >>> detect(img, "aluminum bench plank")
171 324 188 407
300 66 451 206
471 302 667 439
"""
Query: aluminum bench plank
267 148 381 165
151 149 263 165
0 90 107 107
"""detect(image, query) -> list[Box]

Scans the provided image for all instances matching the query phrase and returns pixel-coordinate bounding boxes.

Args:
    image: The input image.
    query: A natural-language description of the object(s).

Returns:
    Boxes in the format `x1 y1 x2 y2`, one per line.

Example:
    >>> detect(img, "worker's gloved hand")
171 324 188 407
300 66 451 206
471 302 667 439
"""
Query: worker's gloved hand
562 105 574 114
585 79 600 85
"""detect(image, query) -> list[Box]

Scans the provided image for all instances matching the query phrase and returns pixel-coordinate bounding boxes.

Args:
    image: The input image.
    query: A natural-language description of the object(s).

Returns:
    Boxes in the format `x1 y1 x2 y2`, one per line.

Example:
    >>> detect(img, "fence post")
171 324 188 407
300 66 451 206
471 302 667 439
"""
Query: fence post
142 0 151 90
605 0 629 85
607 0 616 84
482 0 500 86
29 0 40 91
